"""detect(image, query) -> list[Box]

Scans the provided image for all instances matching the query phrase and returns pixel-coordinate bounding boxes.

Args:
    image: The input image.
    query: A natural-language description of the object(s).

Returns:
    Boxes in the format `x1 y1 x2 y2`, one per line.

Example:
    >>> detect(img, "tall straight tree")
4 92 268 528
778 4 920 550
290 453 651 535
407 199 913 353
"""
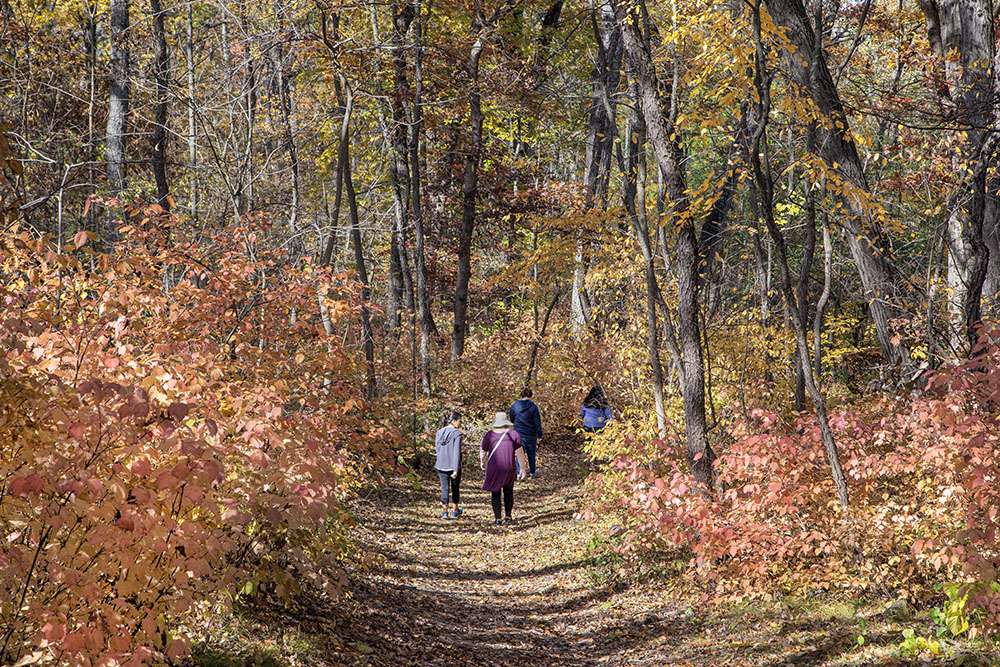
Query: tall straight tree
452 0 517 360
612 0 715 489
765 0 915 369
750 0 849 508
106 0 130 241
572 0 621 335
915 0 998 351
410 0 433 394
150 0 170 215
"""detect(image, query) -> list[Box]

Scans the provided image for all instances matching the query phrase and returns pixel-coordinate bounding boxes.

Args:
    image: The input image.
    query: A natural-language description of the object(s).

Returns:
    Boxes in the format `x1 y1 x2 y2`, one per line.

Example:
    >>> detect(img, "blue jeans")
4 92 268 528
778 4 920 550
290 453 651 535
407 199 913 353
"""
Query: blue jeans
437 469 460 505
521 437 537 474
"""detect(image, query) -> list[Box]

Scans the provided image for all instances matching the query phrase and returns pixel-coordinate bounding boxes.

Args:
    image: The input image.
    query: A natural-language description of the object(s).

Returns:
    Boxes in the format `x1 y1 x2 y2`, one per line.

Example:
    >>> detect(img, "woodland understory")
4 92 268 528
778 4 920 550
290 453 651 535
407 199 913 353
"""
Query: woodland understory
3 0 1000 662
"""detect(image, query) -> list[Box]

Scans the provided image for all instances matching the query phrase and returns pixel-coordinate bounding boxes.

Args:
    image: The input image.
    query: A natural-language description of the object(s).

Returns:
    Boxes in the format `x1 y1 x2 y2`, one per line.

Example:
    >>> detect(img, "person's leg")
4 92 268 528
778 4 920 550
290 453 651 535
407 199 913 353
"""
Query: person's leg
438 471 451 516
450 471 461 513
491 490 502 520
524 441 537 475
503 484 514 519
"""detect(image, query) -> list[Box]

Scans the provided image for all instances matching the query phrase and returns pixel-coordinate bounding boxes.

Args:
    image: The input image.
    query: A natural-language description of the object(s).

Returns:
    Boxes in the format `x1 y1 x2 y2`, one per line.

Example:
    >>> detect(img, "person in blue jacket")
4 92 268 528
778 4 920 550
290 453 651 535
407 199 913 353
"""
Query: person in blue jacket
580 385 612 432
509 388 542 477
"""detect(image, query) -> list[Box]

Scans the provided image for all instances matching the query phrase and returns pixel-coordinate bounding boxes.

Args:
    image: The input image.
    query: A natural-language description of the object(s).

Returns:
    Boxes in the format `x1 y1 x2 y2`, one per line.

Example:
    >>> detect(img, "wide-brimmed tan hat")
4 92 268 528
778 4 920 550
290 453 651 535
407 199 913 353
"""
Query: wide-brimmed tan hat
489 412 514 429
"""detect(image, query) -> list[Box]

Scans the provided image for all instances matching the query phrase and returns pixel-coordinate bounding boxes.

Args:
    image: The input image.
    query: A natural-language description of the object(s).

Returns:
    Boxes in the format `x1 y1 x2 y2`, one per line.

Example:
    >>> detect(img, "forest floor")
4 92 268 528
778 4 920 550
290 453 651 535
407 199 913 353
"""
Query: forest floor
193 430 998 667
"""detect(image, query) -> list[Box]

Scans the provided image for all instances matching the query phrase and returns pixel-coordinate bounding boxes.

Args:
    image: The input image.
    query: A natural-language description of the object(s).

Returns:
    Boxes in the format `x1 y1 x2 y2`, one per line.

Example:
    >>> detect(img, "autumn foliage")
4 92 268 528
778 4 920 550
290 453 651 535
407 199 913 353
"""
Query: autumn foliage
585 331 1000 634
0 219 395 665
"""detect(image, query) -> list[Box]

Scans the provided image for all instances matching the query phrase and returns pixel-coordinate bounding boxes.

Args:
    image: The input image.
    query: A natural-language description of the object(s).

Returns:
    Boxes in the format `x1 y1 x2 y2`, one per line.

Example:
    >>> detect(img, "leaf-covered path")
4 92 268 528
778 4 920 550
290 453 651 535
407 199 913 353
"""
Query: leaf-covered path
209 429 999 666
336 428 644 666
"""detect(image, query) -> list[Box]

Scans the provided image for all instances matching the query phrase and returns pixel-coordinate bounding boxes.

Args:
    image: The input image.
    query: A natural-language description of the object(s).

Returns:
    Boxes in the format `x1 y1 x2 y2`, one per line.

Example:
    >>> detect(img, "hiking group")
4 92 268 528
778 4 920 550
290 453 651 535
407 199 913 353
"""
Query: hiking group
433 386 611 524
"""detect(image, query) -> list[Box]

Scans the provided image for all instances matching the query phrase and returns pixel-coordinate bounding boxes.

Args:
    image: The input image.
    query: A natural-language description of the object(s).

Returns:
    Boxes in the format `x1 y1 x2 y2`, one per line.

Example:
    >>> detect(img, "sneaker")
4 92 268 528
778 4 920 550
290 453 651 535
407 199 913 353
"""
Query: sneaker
453 507 463 517
504 516 515 524
530 471 539 478
492 519 503 525
440 511 452 520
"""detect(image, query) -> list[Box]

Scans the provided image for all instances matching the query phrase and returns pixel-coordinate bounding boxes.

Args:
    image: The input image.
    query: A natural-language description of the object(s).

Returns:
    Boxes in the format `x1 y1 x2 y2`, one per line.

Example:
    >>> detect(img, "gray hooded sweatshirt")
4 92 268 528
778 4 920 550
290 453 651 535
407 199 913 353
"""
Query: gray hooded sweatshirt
434 426 463 472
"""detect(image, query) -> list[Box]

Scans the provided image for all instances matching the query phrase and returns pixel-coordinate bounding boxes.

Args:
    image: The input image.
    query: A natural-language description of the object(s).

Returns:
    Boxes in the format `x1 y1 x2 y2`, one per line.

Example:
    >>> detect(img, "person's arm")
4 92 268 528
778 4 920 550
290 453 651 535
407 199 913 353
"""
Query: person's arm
452 433 462 478
515 447 528 479
480 435 488 470
533 404 542 438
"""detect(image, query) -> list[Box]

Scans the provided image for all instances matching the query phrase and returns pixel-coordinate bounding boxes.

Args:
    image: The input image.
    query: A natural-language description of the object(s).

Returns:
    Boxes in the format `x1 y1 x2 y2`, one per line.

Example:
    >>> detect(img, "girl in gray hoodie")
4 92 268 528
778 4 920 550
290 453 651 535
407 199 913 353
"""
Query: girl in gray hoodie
434 410 464 519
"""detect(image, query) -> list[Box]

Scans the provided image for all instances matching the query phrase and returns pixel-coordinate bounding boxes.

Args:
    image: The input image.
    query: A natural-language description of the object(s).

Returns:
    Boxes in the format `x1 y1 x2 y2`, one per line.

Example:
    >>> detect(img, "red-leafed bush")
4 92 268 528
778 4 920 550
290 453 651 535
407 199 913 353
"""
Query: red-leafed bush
586 332 1000 635
0 221 397 665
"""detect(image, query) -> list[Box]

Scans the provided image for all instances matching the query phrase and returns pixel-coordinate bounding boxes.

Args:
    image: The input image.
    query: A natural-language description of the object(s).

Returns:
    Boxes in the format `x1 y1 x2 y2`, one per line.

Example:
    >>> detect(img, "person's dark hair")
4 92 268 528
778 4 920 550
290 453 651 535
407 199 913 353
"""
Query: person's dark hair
440 409 462 428
520 388 533 398
583 386 607 409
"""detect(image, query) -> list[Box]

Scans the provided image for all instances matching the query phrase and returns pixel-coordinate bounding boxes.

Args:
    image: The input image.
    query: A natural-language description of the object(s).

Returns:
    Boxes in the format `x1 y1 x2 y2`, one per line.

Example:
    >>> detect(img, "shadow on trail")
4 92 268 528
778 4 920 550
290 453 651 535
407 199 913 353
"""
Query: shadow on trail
317 429 647 666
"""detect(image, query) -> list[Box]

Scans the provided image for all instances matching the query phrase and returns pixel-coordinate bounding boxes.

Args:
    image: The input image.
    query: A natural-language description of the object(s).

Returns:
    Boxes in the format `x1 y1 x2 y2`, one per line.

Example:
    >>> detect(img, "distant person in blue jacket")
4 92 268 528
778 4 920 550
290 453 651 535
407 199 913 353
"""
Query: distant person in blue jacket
581 386 612 433
509 388 542 477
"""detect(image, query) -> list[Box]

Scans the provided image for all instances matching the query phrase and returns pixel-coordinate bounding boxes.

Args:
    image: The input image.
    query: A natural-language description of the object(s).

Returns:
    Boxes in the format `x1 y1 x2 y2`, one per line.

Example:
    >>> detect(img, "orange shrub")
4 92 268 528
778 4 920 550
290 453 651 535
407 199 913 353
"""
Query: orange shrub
0 222 396 665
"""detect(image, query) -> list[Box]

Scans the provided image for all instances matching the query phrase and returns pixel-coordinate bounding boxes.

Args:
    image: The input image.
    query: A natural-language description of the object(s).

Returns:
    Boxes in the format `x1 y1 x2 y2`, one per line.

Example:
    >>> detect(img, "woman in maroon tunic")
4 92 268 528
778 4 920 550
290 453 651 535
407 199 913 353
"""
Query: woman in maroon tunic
480 412 528 525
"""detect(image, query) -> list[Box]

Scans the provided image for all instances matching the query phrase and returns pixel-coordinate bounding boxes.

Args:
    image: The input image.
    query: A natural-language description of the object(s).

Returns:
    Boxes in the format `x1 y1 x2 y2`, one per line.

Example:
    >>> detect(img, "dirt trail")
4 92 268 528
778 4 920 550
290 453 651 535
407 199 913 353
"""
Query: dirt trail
228 430 990 666
330 429 663 666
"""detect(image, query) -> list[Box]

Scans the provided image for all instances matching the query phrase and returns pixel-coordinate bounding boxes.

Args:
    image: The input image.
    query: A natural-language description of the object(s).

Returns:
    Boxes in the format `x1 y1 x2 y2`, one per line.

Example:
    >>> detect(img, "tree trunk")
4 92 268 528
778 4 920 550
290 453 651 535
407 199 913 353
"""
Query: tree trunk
452 22 485 361
106 0 130 242
525 288 561 387
185 2 198 221
613 0 714 489
794 130 817 412
410 0 433 394
814 207 832 381
584 0 621 208
766 0 913 369
150 0 170 216
751 0 849 509
276 41 301 255
915 0 996 352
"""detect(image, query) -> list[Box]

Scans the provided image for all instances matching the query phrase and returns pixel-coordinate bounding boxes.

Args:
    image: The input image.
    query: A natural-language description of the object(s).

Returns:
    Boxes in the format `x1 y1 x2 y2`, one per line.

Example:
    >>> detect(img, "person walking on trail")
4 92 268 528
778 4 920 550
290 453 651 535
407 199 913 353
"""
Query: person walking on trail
509 388 542 477
581 386 613 433
480 412 528 525
434 410 464 520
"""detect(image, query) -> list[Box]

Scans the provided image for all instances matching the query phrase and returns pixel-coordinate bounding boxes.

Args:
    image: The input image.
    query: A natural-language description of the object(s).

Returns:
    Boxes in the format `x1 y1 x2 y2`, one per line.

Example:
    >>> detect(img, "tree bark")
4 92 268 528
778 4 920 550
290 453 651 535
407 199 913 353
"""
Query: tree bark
410 0 433 394
150 0 170 215
794 129 817 412
751 0 849 509
452 5 487 360
613 0 714 489
916 0 996 352
766 0 913 369
106 0 130 242
185 2 198 221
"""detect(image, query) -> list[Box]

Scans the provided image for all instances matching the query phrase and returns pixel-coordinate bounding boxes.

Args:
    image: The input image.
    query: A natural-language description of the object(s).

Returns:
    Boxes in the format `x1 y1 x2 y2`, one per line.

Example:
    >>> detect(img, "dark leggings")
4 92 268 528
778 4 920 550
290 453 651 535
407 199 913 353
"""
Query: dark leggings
490 484 514 520
438 470 460 505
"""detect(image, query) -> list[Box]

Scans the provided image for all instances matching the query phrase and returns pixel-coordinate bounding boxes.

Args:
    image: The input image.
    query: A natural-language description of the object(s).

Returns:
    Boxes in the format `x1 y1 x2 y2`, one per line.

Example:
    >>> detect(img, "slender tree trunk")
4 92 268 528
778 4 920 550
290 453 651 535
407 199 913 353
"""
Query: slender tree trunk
185 2 198 221
84 0 98 237
275 40 301 253
814 207 832 381
525 288 561 387
345 126 377 399
618 79 667 435
452 20 485 360
751 0 849 509
614 0 714 489
150 0 169 208
571 0 622 337
766 0 913 369
794 130 817 411
106 0 130 242
410 0 433 394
